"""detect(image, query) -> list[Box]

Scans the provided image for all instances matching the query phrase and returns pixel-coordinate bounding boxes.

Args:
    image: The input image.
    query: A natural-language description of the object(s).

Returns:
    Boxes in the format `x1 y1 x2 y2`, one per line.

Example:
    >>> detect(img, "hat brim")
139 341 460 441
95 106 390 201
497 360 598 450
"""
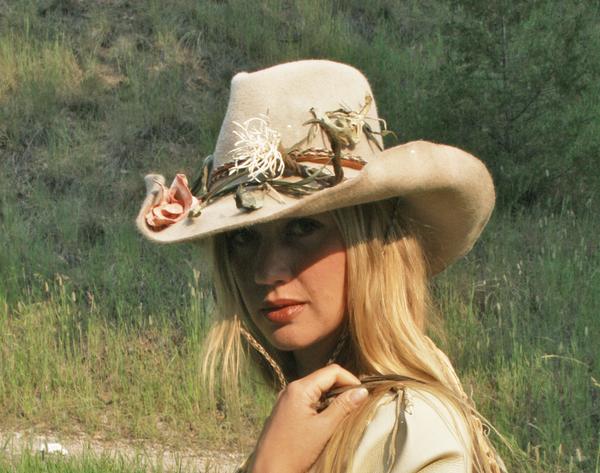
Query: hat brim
136 140 494 275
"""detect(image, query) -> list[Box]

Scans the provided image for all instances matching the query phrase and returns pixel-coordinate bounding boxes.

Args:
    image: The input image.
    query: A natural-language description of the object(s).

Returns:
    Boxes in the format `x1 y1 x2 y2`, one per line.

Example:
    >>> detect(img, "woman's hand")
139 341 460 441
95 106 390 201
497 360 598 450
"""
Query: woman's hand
249 364 369 473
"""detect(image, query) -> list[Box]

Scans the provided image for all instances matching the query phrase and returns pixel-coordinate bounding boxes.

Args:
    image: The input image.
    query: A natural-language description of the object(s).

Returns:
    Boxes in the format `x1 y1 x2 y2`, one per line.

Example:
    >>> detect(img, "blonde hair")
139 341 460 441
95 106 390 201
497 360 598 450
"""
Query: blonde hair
202 199 503 473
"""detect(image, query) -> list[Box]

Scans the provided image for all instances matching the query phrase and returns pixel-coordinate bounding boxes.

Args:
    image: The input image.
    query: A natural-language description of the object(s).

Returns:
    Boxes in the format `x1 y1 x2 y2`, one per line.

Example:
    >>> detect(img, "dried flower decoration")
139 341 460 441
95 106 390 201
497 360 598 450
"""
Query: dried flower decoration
306 95 375 151
145 174 198 230
229 117 285 182
304 95 395 184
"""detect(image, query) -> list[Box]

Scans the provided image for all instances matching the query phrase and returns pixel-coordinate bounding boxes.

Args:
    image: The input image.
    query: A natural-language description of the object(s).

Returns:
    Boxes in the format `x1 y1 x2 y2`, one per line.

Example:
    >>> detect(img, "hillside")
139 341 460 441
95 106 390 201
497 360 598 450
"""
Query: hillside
0 1 598 472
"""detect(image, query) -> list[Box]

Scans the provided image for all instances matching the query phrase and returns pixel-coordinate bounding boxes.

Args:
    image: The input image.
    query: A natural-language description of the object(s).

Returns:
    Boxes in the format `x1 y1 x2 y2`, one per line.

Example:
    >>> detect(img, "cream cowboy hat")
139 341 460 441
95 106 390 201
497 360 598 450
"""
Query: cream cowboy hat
136 60 494 274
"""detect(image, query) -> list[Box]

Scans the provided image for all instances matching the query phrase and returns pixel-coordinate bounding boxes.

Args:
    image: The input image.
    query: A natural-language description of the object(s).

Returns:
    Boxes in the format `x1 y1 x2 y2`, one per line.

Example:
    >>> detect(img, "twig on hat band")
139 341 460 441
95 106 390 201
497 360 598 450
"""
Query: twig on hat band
190 154 214 196
303 95 385 184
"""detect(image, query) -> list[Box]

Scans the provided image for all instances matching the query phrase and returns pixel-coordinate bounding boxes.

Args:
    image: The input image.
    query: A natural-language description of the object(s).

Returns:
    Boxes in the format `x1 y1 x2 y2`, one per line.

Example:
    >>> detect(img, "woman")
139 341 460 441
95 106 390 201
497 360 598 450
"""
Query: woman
137 60 504 472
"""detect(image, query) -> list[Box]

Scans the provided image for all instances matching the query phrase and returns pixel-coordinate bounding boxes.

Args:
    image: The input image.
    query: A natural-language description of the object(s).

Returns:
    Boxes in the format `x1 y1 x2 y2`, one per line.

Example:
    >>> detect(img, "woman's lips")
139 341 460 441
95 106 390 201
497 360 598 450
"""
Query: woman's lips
261 300 306 324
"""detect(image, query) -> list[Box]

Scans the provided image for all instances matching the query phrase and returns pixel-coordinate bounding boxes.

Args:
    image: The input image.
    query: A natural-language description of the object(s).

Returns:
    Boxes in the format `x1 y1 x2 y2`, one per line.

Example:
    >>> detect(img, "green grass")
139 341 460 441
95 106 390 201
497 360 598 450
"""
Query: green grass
0 0 598 472
0 449 230 473
435 206 600 471
0 452 149 473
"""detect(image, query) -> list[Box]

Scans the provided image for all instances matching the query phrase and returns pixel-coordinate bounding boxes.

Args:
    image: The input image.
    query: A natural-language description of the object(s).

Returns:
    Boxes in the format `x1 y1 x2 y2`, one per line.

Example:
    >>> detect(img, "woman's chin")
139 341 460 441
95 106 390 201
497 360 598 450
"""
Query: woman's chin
266 328 315 352
268 336 310 352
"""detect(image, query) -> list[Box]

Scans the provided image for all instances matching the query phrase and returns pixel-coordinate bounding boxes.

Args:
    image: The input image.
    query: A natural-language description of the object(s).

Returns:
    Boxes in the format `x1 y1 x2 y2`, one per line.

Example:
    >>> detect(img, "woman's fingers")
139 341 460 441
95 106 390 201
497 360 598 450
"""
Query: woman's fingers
301 365 368 430
319 386 369 428
294 363 361 403
249 365 368 473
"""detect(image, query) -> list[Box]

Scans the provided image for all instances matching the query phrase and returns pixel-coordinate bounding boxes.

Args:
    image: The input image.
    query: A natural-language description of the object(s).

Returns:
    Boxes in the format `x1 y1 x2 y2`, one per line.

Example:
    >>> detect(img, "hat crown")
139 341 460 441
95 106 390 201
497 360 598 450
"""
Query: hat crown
138 59 495 275
212 60 383 169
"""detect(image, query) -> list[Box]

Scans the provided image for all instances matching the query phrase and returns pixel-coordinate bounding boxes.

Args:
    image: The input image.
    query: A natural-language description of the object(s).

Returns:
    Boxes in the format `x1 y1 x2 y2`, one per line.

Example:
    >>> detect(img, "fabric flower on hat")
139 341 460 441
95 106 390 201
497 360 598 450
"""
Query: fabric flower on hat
229 116 285 182
145 174 198 230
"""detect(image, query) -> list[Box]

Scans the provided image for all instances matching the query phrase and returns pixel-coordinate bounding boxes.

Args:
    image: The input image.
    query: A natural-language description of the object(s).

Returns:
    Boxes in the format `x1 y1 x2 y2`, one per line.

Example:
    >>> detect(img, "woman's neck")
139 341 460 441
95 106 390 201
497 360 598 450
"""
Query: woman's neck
293 325 346 378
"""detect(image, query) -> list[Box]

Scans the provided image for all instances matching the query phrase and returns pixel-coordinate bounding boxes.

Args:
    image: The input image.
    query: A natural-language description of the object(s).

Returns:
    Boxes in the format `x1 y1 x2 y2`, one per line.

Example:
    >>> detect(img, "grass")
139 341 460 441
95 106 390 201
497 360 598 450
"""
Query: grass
0 452 152 473
0 449 231 473
0 0 598 472
435 205 599 471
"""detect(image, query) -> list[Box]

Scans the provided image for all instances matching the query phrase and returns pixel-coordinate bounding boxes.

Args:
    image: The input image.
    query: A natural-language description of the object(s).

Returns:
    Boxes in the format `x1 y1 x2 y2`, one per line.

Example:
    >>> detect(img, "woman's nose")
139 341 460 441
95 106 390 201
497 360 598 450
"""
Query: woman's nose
254 242 293 286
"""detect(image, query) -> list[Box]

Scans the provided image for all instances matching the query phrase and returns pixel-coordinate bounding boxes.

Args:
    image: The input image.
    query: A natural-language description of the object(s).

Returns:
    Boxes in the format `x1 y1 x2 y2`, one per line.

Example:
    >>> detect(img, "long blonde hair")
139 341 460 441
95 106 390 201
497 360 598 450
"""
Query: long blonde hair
202 199 503 472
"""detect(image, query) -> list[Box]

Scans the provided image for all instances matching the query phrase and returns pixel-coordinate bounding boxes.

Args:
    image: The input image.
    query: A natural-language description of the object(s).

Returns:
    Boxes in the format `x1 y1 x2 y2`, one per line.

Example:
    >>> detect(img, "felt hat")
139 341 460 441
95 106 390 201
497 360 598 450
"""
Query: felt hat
136 60 495 274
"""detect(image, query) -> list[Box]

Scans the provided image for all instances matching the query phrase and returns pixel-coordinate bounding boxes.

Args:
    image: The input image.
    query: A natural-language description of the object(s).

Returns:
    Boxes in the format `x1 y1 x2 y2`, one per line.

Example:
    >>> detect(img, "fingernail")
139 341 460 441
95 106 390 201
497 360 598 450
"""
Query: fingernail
350 387 369 404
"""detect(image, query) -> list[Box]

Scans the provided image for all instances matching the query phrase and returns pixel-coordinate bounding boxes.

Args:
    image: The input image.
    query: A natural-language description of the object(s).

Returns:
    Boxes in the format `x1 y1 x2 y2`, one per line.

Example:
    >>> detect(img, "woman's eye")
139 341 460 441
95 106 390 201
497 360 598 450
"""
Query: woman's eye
285 218 323 238
227 228 257 249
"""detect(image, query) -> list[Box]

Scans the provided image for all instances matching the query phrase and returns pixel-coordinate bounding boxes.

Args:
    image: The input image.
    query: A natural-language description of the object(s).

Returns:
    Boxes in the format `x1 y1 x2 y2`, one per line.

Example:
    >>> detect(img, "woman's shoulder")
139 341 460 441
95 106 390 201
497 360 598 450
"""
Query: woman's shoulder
352 387 472 473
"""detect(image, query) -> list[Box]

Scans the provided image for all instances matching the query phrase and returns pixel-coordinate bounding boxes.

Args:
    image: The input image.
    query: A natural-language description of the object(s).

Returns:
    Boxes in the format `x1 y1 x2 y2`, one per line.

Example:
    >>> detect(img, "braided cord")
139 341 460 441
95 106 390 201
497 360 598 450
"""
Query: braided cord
239 324 349 391
239 325 288 389
326 328 348 366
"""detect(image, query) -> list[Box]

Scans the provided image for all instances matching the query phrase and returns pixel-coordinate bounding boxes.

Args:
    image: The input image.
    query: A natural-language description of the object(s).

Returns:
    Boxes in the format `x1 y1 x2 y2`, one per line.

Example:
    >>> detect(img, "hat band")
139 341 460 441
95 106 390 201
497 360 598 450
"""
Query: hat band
145 95 393 229
207 149 367 191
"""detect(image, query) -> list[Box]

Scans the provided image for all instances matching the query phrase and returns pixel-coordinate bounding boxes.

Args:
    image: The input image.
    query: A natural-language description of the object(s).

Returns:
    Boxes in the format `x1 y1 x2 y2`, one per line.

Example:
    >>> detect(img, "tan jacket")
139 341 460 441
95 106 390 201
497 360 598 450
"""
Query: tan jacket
350 389 471 473
237 389 471 473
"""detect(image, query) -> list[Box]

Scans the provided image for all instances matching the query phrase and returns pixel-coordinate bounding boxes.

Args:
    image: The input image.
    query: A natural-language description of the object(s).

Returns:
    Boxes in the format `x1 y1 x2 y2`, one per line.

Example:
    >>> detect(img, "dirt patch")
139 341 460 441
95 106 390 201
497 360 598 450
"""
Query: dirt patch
0 430 246 472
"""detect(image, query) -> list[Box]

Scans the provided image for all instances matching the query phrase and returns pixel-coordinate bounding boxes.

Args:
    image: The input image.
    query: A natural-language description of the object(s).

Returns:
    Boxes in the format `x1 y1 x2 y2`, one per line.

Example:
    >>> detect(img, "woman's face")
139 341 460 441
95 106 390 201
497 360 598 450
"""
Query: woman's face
227 213 347 356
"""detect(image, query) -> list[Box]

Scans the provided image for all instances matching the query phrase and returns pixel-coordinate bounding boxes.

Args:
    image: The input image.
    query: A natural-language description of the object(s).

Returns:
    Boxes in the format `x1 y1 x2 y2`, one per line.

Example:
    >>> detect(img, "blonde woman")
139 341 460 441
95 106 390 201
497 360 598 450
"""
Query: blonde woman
137 60 504 472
